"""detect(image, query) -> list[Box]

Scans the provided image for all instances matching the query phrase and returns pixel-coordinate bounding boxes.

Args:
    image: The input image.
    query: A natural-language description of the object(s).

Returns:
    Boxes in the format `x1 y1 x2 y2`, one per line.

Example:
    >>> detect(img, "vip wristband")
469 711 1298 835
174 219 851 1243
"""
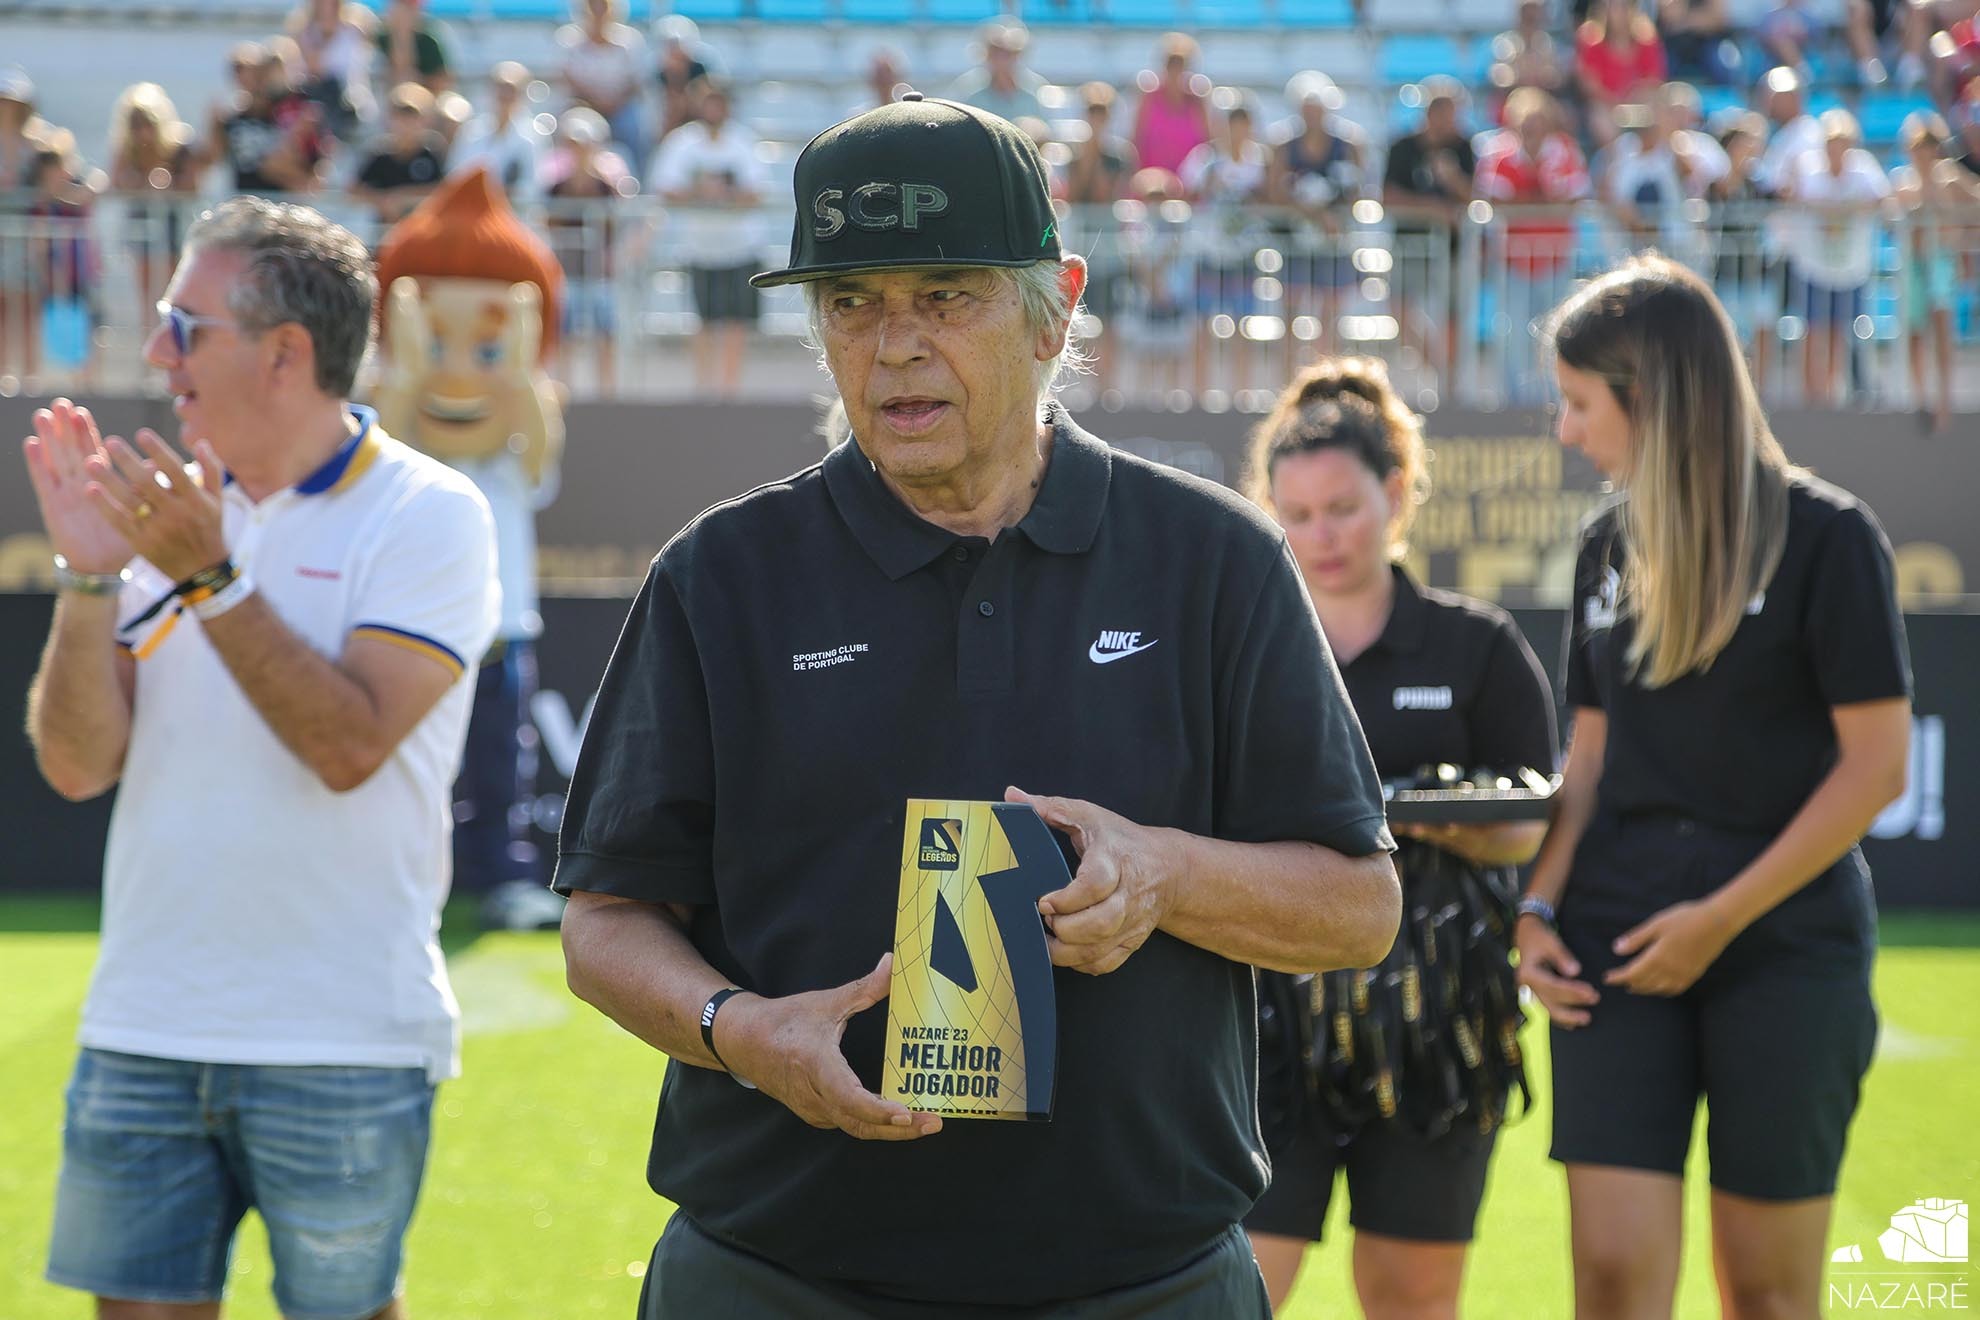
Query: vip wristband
190 573 255 622
699 987 758 1089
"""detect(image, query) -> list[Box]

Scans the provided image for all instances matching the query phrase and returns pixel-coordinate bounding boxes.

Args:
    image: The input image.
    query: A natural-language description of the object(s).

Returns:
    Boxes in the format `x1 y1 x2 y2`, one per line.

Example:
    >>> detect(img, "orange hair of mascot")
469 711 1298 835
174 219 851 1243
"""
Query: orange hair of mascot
373 167 566 483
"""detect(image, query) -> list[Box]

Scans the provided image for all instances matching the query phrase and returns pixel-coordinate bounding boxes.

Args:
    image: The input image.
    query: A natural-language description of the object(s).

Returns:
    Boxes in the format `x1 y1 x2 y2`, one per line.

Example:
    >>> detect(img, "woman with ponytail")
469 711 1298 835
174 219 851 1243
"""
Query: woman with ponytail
1242 357 1559 1317
1522 254 1912 1318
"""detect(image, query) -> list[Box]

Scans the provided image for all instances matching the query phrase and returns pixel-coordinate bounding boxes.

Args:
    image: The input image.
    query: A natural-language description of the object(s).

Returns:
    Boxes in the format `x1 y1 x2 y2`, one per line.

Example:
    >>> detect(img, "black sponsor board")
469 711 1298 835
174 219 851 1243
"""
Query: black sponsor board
0 593 1968 908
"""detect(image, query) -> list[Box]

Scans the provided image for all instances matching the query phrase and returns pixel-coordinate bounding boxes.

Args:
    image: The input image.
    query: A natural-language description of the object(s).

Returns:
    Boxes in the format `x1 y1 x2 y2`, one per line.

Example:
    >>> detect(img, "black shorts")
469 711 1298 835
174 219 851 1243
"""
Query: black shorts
1549 812 1878 1200
1245 1105 1498 1244
639 1214 1269 1318
690 262 760 325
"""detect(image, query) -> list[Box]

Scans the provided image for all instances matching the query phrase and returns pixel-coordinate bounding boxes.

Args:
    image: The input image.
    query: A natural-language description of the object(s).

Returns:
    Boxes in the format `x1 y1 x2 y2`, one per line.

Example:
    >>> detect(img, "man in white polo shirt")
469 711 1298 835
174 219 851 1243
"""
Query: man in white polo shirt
20 196 497 1320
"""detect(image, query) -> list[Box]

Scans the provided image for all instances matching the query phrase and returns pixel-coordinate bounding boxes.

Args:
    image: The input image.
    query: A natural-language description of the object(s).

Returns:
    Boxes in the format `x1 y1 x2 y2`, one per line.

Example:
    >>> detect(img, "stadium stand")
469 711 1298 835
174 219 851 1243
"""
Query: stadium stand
2 0 1976 413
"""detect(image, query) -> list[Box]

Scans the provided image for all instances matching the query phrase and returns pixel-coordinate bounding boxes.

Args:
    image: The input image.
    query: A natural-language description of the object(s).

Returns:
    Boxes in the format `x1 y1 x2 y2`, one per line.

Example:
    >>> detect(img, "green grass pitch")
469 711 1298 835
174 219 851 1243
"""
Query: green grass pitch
2 899 1974 1318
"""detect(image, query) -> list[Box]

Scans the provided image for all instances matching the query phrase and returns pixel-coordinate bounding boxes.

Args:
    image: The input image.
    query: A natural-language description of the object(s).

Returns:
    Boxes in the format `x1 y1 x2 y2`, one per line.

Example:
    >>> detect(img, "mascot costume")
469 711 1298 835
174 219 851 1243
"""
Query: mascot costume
375 166 568 929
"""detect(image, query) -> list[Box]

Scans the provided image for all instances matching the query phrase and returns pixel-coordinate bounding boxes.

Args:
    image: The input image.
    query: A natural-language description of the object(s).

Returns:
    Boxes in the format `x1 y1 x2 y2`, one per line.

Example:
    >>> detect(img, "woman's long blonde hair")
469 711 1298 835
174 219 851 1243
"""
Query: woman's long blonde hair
1547 254 1794 687
108 83 188 171
1242 355 1429 561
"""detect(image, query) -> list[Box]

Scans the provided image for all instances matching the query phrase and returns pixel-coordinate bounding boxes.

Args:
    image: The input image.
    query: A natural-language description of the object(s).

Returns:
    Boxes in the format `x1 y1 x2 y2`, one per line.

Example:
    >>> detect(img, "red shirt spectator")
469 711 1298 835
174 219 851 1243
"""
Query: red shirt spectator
1476 89 1591 274
1576 0 1668 144
1577 25 1668 99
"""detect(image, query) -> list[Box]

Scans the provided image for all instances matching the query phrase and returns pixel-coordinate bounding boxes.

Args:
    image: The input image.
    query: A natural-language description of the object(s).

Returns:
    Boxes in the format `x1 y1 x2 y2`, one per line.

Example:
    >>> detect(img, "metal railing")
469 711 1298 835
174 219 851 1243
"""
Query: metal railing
1 191 1975 413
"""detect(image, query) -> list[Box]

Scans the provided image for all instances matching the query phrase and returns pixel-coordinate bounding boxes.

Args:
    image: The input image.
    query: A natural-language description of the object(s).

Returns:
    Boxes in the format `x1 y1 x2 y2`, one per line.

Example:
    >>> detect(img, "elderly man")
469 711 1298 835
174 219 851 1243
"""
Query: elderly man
23 196 497 1320
556 95 1399 1318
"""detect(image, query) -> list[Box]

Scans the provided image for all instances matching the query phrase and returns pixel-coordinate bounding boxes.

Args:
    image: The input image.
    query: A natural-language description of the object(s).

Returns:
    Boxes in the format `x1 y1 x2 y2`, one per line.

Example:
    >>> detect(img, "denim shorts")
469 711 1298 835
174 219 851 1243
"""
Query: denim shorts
47 1049 435 1320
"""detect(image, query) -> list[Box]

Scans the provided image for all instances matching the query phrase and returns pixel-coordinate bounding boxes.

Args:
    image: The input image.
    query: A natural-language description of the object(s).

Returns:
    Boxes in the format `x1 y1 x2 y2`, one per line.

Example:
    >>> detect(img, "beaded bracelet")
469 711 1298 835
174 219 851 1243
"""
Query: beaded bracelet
1515 894 1558 928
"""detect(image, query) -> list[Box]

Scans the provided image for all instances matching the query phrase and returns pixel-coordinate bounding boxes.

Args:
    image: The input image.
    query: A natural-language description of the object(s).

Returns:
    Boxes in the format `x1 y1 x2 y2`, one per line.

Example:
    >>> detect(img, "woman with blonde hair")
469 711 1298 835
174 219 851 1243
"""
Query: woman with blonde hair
1242 356 1559 1318
1522 254 1912 1318
107 82 200 323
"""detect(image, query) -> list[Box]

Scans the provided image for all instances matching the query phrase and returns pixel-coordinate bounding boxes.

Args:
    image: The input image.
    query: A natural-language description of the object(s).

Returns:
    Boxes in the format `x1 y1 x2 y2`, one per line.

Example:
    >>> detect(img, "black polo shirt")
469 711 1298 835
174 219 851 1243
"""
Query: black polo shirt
357 138 445 191
1565 473 1911 833
1342 565 1559 779
555 407 1391 1306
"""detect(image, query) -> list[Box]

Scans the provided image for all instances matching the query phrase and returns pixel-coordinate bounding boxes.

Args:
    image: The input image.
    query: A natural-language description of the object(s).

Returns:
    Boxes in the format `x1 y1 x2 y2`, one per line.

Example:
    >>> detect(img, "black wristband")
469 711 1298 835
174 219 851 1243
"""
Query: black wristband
699 986 757 1089
174 557 237 599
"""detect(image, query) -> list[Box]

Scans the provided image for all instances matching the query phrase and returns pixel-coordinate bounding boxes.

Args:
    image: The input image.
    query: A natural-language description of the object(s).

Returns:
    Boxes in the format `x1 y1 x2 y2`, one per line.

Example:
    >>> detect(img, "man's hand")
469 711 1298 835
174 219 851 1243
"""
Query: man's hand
721 954 943 1142
1604 899 1735 997
22 399 135 575
84 426 231 583
1005 785 1179 976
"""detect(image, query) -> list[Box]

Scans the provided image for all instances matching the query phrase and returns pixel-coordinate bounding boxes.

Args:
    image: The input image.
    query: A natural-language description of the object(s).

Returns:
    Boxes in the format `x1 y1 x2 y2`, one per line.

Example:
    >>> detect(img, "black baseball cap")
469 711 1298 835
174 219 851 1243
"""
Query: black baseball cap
750 93 1063 289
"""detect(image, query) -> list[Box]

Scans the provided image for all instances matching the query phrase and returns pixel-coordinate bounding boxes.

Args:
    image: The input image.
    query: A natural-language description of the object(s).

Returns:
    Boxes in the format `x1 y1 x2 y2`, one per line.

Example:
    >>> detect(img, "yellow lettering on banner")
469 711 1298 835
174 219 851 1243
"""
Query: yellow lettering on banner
1456 547 1538 600
1895 544 1963 602
1430 436 1556 492
1412 500 1476 553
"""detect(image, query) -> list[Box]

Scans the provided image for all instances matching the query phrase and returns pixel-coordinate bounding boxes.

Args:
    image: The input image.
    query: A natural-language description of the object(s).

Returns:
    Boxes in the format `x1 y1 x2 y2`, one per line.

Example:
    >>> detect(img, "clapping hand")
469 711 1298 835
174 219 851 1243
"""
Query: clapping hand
22 399 132 576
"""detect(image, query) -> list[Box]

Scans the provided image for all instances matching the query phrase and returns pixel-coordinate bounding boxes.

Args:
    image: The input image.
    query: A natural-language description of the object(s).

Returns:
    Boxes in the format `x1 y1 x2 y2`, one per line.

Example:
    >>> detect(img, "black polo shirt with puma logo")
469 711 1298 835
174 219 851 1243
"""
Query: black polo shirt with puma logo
555 404 1391 1306
1340 565 1560 781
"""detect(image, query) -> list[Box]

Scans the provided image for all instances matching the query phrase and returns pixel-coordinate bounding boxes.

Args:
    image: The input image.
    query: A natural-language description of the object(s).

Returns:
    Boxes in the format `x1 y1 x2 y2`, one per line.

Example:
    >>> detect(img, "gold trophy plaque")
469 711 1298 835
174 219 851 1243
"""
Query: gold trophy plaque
881 800 1068 1121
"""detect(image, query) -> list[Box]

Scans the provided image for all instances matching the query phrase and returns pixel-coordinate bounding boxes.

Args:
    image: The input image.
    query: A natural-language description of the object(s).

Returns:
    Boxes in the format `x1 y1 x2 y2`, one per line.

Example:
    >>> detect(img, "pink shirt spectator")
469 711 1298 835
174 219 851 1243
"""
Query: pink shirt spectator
1133 87 1211 176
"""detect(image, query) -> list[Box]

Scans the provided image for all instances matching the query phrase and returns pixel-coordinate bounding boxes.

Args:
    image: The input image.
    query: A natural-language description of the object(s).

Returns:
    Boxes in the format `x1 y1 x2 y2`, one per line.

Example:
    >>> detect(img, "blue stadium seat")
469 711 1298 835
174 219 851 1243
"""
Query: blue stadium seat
1098 0 1186 23
1023 0 1092 24
925 0 1002 19
667 0 747 18
753 0 833 17
1194 0 1269 25
1275 0 1356 26
466 0 571 16
1858 94 1934 144
1697 85 1745 122
844 0 917 18
1380 33 1460 83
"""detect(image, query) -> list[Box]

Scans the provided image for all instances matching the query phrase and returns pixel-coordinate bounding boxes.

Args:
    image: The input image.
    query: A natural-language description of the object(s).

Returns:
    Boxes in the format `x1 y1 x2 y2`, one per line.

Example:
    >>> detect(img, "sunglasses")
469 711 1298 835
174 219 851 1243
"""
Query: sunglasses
156 301 240 355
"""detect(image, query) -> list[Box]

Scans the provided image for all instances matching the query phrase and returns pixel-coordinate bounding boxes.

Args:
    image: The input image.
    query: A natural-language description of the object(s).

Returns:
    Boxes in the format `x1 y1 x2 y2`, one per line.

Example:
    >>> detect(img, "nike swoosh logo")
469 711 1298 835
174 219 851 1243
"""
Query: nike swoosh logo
1088 640 1158 664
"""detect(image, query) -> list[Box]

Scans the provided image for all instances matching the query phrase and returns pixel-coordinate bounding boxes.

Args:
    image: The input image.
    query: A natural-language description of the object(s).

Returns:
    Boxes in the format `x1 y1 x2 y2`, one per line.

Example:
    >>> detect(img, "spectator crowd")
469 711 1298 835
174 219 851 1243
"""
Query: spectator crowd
3 0 1980 416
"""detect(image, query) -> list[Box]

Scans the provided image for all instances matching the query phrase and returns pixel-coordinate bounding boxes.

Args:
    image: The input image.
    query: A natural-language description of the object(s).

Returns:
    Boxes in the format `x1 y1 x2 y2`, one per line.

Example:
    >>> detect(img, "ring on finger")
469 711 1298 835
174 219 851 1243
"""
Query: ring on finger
134 500 155 521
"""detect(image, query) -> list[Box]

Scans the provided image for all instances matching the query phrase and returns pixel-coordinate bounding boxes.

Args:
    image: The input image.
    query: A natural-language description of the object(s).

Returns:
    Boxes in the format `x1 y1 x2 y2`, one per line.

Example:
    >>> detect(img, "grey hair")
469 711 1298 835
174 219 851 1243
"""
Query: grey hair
804 260 1089 446
183 196 377 397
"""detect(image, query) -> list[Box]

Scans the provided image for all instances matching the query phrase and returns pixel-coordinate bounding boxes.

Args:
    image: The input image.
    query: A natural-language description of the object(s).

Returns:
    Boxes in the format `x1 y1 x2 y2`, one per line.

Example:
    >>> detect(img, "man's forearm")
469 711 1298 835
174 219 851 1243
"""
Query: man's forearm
27 594 132 800
562 893 731 1070
1160 833 1399 974
199 592 397 791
